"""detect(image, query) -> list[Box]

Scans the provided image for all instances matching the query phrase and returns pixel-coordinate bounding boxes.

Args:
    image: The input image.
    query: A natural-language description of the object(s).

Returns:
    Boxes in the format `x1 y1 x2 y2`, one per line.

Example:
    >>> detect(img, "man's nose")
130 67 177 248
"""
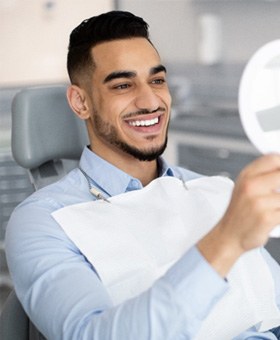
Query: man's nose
134 85 161 112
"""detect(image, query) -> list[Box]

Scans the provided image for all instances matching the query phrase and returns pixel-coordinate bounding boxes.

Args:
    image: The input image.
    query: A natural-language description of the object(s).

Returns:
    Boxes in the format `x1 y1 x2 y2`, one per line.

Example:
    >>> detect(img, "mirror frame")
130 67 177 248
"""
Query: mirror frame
239 39 280 154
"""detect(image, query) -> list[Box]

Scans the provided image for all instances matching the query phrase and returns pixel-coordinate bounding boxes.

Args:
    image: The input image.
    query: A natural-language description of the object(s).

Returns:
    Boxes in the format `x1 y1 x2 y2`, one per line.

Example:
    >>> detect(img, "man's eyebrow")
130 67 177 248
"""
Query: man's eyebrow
103 64 167 84
150 64 167 75
103 71 136 84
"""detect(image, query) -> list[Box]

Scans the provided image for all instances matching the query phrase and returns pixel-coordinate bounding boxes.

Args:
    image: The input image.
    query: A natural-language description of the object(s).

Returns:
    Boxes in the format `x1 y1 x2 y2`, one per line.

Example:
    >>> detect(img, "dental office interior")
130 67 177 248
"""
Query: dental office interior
1 0 280 314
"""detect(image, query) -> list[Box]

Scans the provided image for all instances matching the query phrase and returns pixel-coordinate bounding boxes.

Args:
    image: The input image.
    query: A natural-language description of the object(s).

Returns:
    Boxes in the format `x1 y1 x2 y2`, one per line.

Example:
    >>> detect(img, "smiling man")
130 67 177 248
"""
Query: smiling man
5 10 280 340
67 34 171 185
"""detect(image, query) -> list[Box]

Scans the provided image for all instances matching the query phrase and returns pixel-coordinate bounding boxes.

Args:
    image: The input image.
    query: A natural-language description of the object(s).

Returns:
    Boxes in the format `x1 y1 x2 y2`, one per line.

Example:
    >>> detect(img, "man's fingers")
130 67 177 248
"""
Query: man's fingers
241 171 280 196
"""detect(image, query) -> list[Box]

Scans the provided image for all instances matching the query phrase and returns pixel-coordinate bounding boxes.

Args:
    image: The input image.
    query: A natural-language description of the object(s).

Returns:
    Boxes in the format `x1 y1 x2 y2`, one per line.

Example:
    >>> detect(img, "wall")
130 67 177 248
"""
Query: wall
117 0 197 64
117 0 280 65
0 0 113 86
2 1 280 85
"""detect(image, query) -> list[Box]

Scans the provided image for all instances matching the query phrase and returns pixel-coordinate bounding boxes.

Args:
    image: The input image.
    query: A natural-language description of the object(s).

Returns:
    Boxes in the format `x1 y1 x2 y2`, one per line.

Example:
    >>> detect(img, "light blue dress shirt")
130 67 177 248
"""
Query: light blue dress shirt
5 147 280 339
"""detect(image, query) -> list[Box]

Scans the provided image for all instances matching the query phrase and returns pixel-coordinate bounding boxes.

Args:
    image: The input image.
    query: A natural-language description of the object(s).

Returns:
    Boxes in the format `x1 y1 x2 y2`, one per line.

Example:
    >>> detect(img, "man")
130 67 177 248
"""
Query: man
5 10 280 339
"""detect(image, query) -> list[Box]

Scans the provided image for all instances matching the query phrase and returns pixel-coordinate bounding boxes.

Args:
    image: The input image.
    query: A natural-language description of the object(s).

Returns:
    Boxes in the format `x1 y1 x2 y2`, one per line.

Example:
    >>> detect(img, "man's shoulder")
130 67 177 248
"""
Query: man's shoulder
171 165 234 192
171 165 203 181
5 168 92 249
14 168 90 214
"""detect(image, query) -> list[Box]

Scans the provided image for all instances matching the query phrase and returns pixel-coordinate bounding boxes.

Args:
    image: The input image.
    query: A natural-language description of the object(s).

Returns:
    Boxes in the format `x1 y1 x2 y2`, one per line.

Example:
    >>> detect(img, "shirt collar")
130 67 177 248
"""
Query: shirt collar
158 157 175 177
79 146 175 197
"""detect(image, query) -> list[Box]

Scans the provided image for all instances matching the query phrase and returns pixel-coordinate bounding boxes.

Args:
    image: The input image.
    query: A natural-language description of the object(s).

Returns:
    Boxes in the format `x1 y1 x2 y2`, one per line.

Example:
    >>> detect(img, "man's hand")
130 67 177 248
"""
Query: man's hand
198 154 280 277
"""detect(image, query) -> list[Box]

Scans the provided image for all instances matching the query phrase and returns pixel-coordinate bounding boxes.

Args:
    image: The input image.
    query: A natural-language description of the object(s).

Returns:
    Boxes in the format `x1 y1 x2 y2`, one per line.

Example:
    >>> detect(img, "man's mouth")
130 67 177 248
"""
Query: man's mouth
128 117 159 127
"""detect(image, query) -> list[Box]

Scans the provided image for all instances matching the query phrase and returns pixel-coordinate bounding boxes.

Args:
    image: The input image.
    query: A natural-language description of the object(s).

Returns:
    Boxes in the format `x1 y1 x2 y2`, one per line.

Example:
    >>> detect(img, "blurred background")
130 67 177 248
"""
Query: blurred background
1 0 280 312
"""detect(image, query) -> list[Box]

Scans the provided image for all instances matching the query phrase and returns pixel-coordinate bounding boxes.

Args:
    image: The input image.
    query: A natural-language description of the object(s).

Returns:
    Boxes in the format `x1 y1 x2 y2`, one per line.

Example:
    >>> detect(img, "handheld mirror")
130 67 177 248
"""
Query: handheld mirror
239 40 280 237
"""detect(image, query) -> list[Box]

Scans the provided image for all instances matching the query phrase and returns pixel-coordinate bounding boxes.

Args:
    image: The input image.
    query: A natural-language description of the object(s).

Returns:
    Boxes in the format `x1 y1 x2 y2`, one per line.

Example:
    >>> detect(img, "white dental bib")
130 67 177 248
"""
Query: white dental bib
52 176 280 339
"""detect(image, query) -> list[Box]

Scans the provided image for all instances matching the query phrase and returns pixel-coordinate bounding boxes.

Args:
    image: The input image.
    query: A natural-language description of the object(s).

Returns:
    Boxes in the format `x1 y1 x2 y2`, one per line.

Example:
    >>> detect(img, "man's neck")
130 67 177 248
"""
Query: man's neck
121 158 159 187
89 145 159 186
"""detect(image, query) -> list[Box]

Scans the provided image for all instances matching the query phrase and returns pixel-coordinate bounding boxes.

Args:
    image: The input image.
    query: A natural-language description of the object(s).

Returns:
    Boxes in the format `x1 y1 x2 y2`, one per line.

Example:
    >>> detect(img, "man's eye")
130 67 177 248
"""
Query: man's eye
152 79 166 85
114 83 130 90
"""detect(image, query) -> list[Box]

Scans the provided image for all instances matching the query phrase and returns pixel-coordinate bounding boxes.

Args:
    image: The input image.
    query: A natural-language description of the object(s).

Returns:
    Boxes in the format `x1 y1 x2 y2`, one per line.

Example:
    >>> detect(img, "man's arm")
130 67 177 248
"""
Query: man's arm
6 154 280 339
6 197 227 339
197 155 280 339
198 154 280 278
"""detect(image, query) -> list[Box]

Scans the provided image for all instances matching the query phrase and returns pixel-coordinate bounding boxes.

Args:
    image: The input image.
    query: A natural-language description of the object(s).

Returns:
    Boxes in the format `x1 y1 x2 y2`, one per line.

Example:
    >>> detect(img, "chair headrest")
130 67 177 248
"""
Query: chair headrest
11 85 89 169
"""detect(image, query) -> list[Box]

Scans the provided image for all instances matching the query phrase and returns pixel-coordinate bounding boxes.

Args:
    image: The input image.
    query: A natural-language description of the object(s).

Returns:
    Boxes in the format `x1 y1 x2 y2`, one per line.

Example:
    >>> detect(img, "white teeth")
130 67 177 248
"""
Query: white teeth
129 117 159 127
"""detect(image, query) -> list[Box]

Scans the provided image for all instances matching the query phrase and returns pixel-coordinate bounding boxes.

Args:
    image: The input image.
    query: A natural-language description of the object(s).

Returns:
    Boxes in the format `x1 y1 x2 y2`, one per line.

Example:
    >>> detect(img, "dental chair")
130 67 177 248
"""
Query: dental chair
2 86 280 340
12 85 88 190
0 85 88 340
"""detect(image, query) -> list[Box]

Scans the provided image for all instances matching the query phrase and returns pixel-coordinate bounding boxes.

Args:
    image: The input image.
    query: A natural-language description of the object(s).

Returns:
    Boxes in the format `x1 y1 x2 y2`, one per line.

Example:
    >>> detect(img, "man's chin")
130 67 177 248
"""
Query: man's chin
116 138 168 162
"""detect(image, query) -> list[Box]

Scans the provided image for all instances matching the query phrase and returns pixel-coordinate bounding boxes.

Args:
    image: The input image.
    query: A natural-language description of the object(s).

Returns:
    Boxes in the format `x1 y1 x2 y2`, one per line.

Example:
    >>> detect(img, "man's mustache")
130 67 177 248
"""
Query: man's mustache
123 107 166 119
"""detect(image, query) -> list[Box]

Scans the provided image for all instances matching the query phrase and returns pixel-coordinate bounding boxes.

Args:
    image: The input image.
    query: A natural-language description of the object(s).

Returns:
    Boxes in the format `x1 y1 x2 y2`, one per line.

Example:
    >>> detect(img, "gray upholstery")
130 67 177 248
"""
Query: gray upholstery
0 85 89 339
12 85 88 169
11 85 88 189
0 290 28 340
0 290 46 340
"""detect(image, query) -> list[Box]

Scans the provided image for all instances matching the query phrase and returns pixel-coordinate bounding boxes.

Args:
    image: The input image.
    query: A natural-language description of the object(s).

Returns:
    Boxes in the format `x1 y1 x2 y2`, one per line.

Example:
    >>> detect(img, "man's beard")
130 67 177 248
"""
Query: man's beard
93 112 168 162
113 135 168 161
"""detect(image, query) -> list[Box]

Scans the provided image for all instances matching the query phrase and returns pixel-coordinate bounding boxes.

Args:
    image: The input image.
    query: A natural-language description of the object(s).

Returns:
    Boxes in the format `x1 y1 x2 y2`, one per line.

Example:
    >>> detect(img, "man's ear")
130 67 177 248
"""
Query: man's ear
67 85 90 120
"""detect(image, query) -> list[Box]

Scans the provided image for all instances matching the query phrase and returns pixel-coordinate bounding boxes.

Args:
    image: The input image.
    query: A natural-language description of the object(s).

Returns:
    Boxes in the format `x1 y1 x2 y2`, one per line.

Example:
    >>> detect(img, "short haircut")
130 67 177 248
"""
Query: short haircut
67 11 151 86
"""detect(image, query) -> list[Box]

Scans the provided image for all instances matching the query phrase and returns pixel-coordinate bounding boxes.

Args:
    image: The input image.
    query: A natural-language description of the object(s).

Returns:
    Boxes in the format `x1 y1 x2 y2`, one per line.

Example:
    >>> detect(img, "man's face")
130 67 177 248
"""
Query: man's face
87 38 172 162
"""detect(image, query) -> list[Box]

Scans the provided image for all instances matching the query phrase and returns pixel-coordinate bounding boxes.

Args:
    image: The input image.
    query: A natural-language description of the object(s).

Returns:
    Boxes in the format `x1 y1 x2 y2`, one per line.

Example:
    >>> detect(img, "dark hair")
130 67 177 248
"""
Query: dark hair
67 11 150 86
